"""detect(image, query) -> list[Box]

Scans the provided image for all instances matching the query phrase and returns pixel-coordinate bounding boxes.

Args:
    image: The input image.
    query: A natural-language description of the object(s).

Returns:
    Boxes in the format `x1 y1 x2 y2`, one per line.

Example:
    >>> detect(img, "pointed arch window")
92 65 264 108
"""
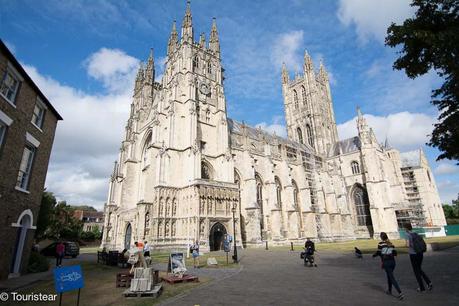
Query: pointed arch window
306 124 314 147
201 160 213 180
296 127 303 144
293 90 299 110
192 56 199 71
144 212 150 236
275 176 282 209
351 161 360 174
353 185 372 226
207 62 212 74
142 133 152 167
301 85 307 106
292 180 299 210
255 173 264 230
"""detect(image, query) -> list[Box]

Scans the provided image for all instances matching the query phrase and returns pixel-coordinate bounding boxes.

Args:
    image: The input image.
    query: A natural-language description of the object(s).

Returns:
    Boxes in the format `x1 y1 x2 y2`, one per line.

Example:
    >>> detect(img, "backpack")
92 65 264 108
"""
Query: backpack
411 233 427 253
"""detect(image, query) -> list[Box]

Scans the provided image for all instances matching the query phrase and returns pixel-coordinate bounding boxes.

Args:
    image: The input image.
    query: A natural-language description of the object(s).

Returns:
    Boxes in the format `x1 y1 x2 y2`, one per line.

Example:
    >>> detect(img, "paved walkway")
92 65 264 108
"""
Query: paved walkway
163 247 459 306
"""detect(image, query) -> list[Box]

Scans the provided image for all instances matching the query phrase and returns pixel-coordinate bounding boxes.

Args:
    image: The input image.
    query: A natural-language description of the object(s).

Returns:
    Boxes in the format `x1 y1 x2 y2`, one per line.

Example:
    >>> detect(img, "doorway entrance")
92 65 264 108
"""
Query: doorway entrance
209 222 227 251
11 213 32 275
124 223 132 250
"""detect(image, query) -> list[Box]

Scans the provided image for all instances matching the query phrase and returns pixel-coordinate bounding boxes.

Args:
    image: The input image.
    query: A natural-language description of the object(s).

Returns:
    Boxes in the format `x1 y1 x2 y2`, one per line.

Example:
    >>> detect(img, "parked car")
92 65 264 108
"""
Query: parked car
40 241 80 258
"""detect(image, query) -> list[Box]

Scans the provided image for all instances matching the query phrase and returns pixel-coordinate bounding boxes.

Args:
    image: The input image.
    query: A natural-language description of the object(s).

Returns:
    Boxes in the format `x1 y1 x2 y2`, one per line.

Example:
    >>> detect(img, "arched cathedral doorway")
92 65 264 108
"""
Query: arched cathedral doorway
209 222 227 251
124 223 132 250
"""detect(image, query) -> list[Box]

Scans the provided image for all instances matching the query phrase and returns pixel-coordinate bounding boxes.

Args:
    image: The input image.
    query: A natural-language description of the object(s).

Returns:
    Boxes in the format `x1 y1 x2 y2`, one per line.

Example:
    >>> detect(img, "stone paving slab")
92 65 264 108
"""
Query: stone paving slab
163 247 459 306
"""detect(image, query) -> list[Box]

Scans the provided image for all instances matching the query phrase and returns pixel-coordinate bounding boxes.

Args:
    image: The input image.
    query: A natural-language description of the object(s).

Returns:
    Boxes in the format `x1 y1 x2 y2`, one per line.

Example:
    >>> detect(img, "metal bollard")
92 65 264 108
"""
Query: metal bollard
265 241 268 250
290 242 294 251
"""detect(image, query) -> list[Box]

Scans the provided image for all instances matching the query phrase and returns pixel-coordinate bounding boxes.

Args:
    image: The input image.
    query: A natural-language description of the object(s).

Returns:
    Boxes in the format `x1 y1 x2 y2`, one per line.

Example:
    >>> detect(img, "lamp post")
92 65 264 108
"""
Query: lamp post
232 205 238 263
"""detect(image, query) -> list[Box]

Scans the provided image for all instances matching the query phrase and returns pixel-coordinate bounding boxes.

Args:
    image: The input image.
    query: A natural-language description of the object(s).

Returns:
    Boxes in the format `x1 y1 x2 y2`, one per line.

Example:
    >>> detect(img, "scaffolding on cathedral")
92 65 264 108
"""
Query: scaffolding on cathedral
301 150 326 239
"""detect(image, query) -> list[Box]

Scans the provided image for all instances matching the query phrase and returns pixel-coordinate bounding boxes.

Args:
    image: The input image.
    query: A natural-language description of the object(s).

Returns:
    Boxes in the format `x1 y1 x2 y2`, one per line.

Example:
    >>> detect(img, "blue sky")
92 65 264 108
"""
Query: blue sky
1 0 458 209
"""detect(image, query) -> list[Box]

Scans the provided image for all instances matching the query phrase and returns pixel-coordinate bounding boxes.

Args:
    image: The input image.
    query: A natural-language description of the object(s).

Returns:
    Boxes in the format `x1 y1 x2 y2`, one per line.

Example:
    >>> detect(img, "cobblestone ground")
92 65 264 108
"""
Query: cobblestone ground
161 246 459 306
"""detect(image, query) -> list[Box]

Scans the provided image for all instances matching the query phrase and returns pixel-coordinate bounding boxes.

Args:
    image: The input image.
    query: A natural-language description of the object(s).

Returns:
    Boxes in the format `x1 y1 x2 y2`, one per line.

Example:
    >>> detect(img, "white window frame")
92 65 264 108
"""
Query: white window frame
0 62 23 107
16 133 40 192
0 109 13 150
31 97 47 131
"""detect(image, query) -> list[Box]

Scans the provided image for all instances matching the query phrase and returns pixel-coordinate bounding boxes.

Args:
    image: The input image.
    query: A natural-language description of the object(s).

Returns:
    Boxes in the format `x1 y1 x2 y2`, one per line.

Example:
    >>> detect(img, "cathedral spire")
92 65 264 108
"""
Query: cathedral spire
209 17 220 57
303 50 314 72
181 0 193 43
357 107 371 144
134 63 144 93
145 48 155 84
167 20 178 55
318 60 328 82
199 32 206 48
282 62 289 84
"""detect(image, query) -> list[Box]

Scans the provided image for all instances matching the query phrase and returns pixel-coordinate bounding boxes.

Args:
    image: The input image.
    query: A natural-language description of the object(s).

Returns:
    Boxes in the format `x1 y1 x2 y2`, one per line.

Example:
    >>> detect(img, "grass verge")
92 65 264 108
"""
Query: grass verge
270 235 459 254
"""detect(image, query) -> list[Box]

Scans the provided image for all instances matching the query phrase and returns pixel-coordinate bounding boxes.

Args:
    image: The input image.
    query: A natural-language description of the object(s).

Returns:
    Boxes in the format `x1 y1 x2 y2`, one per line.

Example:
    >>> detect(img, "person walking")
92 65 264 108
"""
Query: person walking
304 238 317 267
56 241 65 267
143 241 151 257
404 223 432 292
190 240 200 268
372 232 404 300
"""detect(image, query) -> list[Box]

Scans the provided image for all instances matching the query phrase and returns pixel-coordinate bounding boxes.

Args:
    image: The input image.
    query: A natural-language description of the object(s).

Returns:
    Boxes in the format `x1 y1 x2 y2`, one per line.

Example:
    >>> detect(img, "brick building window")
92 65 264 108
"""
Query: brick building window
16 144 36 190
32 98 46 129
1 68 21 104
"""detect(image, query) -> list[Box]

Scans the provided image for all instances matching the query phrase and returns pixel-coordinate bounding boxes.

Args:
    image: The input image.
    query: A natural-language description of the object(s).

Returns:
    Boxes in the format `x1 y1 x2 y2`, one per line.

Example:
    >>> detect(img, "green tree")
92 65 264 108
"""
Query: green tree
35 191 57 239
48 201 83 240
452 193 459 216
386 0 459 163
443 204 456 218
71 205 97 212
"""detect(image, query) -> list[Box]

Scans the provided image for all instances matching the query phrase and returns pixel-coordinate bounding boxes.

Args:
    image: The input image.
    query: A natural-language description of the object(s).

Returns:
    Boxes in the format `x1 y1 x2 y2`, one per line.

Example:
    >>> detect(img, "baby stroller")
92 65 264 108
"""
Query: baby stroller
301 244 317 267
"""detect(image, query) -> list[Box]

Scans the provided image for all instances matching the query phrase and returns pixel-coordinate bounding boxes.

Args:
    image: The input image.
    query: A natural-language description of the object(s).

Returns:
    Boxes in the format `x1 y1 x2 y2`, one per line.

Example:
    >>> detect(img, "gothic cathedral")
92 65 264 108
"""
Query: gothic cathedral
102 2 446 252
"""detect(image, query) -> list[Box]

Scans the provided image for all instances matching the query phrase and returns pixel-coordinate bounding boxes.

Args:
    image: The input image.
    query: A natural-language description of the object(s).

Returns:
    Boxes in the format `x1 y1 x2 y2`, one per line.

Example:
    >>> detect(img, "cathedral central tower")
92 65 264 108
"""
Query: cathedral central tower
281 52 338 156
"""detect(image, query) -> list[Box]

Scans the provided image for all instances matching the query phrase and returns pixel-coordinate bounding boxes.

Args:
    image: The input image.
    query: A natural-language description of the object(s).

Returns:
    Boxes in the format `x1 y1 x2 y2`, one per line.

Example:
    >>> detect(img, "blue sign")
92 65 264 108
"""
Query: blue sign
54 265 84 293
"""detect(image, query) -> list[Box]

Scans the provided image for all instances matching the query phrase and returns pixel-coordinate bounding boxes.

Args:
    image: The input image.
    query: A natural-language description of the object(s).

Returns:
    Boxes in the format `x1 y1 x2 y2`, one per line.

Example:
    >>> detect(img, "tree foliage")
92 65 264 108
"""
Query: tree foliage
442 193 459 222
71 205 97 212
47 201 83 240
35 191 57 239
386 0 459 163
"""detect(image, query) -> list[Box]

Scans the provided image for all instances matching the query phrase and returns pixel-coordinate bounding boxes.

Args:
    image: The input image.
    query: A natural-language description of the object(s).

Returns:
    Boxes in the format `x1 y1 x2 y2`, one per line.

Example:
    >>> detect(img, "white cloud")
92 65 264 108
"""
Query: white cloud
437 180 459 204
435 163 459 175
337 0 414 43
337 111 435 152
256 116 287 138
23 48 140 209
84 48 139 93
271 30 304 71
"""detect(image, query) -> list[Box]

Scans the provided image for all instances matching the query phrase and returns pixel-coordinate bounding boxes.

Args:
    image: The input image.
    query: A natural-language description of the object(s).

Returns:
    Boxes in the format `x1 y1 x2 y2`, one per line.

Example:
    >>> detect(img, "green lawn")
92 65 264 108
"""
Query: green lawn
272 235 459 254
17 261 209 306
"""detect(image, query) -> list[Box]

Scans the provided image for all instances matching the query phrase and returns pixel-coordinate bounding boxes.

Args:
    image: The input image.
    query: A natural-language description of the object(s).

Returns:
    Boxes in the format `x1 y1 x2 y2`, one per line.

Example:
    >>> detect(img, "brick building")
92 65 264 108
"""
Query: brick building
0 40 62 279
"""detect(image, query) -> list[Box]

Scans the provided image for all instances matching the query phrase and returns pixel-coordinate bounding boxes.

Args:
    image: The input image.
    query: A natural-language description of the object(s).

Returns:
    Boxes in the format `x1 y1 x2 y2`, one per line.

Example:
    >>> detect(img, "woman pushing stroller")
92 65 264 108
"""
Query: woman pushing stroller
303 238 317 267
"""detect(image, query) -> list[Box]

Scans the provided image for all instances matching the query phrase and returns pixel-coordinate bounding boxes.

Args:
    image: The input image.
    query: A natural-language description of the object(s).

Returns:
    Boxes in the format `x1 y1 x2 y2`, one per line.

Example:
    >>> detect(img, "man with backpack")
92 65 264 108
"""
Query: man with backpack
404 223 432 292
